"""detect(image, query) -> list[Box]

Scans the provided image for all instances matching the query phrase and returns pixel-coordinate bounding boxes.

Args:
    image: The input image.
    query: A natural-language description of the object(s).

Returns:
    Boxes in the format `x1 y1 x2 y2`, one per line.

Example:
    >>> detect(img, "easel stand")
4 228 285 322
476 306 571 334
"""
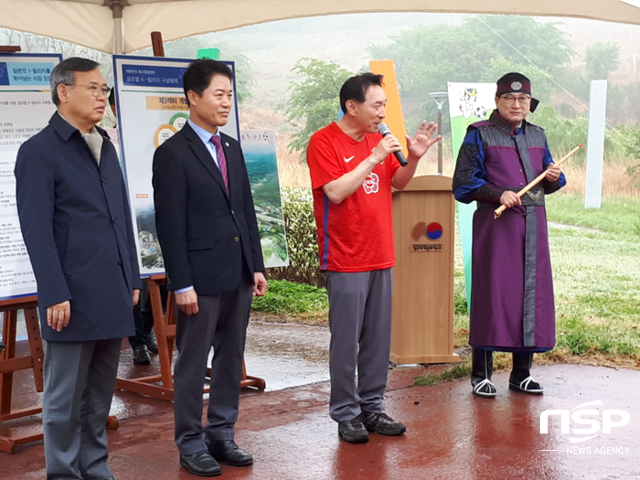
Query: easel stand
115 275 265 401
0 296 43 453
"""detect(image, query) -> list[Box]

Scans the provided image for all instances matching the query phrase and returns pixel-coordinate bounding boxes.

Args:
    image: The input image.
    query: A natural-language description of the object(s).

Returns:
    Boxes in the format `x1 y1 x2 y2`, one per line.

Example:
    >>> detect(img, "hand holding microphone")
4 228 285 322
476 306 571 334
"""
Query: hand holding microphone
377 122 408 167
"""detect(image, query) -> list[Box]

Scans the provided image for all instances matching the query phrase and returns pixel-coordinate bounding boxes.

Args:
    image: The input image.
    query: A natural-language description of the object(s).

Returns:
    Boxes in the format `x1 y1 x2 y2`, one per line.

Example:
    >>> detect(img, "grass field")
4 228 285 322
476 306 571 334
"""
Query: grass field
546 194 640 364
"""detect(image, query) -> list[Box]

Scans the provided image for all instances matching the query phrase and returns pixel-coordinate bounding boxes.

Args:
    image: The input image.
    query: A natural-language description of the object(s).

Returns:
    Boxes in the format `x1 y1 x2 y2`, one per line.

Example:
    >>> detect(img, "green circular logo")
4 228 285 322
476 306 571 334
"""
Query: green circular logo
169 112 189 130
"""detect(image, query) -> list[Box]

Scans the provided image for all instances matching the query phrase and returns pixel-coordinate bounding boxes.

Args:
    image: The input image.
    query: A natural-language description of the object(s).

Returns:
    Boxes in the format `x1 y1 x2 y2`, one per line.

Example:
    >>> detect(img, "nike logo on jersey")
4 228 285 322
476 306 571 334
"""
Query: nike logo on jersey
344 156 355 163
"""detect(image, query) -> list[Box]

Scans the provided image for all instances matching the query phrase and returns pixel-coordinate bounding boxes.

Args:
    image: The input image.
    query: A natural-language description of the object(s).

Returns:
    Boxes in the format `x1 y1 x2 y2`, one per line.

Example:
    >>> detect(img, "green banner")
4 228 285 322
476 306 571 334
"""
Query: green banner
447 82 495 310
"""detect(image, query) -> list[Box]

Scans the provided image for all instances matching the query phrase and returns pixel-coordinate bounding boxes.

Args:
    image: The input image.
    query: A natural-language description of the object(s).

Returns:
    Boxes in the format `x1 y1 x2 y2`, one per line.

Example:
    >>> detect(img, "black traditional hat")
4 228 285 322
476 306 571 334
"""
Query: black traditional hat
496 72 539 113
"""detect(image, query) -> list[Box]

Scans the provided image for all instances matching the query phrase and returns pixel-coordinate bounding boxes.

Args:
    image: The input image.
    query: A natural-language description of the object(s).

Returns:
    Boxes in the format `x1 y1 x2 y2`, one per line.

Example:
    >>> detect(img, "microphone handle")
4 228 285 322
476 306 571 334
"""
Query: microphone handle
394 150 408 167
379 127 409 167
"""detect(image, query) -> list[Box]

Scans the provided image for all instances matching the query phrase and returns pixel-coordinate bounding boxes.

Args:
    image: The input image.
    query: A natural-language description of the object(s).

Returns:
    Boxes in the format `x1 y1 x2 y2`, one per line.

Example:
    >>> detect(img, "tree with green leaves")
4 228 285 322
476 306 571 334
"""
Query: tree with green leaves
585 42 620 80
281 58 354 161
368 15 574 132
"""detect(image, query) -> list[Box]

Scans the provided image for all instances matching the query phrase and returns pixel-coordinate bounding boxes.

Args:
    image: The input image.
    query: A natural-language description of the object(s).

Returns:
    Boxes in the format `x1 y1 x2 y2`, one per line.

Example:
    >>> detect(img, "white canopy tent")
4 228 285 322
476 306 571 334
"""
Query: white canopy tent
1 0 640 54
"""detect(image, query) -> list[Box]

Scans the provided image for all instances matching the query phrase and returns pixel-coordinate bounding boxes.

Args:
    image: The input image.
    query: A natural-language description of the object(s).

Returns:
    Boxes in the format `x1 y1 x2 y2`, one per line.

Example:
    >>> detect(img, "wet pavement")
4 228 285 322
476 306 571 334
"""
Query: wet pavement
244 321 331 392
1 320 639 479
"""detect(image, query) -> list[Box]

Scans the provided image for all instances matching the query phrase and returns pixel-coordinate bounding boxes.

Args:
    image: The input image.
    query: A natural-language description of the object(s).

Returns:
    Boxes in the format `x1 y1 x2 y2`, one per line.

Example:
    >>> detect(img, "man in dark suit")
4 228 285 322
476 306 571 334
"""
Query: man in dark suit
15 57 141 480
153 59 267 477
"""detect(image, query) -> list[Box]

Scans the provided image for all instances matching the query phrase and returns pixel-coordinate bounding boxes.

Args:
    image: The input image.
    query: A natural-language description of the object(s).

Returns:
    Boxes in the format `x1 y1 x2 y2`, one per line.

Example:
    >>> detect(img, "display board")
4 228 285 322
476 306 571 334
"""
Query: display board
239 130 288 267
0 53 61 300
113 55 288 275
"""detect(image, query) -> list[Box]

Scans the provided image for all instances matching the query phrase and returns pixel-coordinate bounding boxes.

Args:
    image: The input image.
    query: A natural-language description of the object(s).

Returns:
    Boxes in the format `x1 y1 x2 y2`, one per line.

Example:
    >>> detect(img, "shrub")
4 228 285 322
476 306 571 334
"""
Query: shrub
530 105 640 166
268 187 324 286
529 105 588 164
454 293 468 315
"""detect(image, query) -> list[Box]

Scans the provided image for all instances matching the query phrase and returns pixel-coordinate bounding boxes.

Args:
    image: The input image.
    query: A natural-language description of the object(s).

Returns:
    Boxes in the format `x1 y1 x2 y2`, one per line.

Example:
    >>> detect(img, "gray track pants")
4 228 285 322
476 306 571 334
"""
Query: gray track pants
323 268 392 423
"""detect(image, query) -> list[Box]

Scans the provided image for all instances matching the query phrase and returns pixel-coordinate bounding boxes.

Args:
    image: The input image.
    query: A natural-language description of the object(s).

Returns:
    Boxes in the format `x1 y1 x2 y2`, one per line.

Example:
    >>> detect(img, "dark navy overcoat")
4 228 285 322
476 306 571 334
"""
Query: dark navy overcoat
15 112 142 341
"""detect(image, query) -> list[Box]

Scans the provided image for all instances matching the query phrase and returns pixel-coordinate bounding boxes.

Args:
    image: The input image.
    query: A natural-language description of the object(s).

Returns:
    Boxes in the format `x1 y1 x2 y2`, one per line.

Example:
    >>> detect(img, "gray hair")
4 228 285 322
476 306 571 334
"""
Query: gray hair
50 57 100 107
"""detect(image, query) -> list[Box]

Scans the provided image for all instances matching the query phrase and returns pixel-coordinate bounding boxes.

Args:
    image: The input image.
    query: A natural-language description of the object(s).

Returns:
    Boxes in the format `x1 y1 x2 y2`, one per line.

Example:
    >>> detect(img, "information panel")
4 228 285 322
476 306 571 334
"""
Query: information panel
113 55 288 276
240 130 288 267
0 53 61 300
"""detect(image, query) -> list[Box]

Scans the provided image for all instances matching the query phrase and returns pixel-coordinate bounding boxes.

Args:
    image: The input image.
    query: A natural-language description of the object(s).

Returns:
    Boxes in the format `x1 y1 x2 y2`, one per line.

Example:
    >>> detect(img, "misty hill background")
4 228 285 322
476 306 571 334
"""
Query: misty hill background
4 12 640 127
154 13 640 123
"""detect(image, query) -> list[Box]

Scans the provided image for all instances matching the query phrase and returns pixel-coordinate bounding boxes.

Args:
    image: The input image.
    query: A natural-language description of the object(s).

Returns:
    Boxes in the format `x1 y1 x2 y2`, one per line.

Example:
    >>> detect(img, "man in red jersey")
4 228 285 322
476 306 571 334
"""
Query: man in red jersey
307 73 439 443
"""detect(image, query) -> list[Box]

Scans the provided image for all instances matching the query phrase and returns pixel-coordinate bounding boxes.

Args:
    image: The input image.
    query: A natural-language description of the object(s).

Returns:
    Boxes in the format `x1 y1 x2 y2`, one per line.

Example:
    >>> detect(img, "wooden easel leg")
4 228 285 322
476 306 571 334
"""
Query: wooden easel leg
107 415 119 430
0 311 17 416
151 31 165 57
149 281 174 390
116 278 176 400
24 308 44 392
240 361 266 390
205 359 266 391
0 437 16 454
0 306 45 453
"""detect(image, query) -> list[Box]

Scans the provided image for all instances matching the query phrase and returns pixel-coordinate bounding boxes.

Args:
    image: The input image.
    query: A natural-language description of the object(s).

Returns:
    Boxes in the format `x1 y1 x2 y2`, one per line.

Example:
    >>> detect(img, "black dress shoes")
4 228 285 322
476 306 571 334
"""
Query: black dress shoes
179 451 221 477
207 439 253 467
132 345 151 365
145 330 159 353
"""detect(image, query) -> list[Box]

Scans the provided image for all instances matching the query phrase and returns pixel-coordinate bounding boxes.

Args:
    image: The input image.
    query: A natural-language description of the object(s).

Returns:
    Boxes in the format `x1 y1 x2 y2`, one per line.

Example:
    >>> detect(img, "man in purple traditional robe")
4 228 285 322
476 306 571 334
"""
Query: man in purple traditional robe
453 73 566 398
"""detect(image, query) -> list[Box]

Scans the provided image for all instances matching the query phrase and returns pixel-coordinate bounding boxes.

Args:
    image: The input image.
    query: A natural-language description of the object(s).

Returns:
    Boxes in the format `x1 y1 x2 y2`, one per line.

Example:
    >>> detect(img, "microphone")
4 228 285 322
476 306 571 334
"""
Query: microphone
377 122 408 167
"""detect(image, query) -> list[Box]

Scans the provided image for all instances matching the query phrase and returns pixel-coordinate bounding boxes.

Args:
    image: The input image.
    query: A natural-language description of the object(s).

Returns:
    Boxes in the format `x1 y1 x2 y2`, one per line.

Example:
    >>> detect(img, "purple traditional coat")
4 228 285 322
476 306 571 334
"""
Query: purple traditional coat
453 111 566 352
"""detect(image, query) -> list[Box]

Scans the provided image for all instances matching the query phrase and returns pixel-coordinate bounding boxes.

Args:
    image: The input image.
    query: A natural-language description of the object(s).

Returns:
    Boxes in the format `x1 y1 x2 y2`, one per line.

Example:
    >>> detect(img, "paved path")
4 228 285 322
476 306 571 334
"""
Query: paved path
2 362 638 479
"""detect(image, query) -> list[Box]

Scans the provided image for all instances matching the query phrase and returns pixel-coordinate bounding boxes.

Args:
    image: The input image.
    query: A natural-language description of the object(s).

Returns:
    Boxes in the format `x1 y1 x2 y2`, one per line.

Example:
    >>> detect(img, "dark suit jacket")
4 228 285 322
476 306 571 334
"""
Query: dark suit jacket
15 112 142 342
152 122 264 295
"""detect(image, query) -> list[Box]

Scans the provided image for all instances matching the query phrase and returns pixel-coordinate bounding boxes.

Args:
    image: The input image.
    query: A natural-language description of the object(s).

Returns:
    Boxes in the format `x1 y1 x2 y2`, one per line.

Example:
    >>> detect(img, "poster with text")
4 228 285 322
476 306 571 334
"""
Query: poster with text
114 55 288 275
240 130 288 268
447 82 495 309
0 53 61 300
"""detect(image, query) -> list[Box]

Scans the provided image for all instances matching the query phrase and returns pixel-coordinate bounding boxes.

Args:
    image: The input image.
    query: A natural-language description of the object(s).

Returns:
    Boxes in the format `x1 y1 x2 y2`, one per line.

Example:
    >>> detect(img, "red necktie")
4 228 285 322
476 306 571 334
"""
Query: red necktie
210 135 229 192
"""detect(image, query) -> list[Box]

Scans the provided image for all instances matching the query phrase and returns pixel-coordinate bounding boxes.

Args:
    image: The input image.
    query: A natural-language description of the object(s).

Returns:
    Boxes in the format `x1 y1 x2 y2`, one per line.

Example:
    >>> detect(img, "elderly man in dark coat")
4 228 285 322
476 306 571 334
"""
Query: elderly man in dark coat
15 57 141 480
453 73 566 399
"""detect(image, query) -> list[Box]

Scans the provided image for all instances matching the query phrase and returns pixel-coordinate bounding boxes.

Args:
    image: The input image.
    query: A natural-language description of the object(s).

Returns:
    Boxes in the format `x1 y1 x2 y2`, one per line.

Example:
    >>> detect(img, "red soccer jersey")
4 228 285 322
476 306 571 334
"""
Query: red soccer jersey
307 122 400 272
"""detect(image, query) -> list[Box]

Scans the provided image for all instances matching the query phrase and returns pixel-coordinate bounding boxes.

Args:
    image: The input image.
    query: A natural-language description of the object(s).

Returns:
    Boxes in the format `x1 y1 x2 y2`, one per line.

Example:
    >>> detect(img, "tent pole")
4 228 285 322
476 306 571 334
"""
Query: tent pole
105 0 127 54
113 17 124 54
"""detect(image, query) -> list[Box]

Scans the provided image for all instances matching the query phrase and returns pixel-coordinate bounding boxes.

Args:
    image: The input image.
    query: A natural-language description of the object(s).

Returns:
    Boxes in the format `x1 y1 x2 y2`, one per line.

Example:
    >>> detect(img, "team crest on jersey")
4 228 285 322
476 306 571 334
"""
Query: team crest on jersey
363 172 379 194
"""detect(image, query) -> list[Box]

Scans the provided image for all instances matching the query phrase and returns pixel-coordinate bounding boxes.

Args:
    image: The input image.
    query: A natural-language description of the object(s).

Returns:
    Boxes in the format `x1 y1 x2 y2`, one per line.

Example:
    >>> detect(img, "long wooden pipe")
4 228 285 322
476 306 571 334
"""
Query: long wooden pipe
494 144 583 219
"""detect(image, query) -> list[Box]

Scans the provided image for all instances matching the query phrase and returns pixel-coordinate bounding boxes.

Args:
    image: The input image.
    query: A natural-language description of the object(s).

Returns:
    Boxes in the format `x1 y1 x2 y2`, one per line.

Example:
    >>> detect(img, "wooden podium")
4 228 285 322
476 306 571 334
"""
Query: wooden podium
390 175 460 364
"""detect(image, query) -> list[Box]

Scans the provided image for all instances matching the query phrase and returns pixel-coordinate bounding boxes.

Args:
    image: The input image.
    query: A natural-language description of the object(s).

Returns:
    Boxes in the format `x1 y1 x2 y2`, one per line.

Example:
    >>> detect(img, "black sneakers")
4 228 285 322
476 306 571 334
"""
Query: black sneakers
338 417 369 443
338 412 407 443
359 412 407 436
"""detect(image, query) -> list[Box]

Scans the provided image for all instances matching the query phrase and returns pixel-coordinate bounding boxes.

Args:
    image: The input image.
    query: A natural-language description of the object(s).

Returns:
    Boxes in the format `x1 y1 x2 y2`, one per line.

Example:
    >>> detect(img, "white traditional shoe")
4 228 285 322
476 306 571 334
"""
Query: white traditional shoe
509 376 544 395
473 378 497 398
